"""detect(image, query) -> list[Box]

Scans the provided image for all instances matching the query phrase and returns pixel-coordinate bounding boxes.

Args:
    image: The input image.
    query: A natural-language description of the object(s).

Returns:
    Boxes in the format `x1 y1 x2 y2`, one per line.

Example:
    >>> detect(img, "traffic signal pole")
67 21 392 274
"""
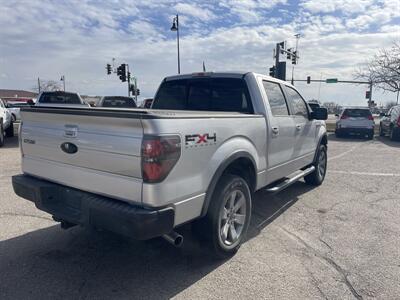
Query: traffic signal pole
127 64 130 97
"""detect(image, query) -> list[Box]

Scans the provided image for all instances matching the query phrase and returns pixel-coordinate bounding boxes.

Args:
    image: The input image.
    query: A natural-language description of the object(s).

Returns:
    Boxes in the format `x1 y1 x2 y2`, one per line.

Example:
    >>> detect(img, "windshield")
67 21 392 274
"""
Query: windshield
343 109 372 118
101 97 137 108
152 77 253 113
40 93 81 104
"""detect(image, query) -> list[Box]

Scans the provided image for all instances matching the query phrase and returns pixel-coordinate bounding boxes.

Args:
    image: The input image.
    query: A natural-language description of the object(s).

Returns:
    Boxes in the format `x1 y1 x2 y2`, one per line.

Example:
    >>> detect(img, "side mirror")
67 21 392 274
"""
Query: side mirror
27 99 35 105
311 107 328 120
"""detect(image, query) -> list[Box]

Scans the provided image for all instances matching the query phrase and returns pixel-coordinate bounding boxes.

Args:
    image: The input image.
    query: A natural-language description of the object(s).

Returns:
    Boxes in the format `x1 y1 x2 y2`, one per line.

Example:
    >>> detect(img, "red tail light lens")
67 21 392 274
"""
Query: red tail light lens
368 115 374 120
341 115 348 119
141 135 181 183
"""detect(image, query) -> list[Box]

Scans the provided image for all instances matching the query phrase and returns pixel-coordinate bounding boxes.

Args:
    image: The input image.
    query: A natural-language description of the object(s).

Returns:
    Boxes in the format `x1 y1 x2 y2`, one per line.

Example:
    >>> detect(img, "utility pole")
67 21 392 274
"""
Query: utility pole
368 82 373 107
127 64 130 97
37 77 41 93
60 75 65 91
291 34 300 85
171 15 180 74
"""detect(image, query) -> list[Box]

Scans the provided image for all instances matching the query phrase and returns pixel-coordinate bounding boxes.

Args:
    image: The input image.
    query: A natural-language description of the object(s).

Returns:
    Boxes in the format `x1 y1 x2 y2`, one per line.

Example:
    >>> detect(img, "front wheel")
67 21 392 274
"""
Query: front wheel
304 144 327 186
201 175 252 259
0 122 4 147
5 121 14 137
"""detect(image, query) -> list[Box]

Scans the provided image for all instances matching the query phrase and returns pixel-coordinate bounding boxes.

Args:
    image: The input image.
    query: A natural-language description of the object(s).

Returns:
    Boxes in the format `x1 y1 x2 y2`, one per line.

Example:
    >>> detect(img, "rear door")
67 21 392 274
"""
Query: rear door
341 108 373 128
261 80 296 171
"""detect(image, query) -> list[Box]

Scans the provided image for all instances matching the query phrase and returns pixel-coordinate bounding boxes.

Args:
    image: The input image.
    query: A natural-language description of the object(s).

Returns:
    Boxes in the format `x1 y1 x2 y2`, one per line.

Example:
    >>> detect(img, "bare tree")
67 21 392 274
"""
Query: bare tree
355 41 400 104
32 80 61 93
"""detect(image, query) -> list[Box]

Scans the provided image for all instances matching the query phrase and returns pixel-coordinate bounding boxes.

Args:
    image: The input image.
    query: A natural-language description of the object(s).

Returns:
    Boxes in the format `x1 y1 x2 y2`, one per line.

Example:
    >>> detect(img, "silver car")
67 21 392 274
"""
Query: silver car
335 107 374 139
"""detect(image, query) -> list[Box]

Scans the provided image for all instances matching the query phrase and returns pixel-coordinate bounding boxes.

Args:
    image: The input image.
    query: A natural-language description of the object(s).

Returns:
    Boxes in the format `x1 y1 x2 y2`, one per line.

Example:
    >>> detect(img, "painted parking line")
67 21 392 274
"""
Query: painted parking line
329 170 400 177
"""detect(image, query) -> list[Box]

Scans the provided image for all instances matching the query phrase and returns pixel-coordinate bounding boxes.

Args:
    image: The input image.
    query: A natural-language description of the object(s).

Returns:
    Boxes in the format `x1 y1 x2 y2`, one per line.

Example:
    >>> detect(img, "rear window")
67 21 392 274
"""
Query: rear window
101 97 137 108
152 78 253 113
343 109 372 118
40 93 81 104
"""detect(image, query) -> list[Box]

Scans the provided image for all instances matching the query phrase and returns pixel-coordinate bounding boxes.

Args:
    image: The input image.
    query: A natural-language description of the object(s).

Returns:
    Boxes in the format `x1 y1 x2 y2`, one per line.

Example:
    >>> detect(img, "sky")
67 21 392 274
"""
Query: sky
0 0 399 106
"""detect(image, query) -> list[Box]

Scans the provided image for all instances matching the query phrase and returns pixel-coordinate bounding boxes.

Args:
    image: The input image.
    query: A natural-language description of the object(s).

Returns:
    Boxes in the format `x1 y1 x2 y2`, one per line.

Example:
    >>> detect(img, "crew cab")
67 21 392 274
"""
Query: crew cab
12 72 328 257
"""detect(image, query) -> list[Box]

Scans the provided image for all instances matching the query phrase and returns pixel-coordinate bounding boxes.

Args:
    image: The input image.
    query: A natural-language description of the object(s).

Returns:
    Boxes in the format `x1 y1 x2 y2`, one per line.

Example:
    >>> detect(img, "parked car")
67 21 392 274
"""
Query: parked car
0 99 14 147
12 72 328 258
141 98 153 108
97 96 137 108
335 107 374 139
307 101 320 111
379 105 400 141
35 91 89 107
5 101 31 121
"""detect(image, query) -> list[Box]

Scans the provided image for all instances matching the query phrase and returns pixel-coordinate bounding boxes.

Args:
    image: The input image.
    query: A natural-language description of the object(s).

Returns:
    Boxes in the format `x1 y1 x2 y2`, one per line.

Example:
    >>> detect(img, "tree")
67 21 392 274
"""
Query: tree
32 80 61 93
355 41 400 104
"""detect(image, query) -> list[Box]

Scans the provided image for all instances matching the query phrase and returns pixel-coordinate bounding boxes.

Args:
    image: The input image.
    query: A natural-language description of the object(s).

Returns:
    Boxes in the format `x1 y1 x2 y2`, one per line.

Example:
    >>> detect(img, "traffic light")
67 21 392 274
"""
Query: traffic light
106 64 112 75
136 89 140 96
286 48 292 59
366 91 371 99
291 51 297 65
307 76 311 84
117 64 127 82
269 66 275 77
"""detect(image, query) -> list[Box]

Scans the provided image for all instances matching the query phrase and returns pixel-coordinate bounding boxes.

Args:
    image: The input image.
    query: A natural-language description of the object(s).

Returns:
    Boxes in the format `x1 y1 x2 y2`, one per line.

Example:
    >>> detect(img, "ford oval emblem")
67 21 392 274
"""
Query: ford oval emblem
61 142 78 154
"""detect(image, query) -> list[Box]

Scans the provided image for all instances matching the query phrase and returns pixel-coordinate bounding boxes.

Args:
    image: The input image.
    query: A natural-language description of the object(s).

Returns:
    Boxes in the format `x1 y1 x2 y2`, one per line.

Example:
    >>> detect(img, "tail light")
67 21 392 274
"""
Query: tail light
340 115 348 120
141 135 181 183
368 115 374 120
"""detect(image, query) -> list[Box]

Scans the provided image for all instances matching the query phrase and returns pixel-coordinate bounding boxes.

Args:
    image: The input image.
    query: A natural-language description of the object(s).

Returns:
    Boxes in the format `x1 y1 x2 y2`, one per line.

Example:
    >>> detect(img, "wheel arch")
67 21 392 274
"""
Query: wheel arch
200 151 257 217
313 133 328 163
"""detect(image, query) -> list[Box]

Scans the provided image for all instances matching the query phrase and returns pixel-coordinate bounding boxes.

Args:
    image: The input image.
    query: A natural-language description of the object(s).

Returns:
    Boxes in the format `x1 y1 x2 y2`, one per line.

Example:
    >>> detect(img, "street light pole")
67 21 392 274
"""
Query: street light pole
60 75 65 92
171 14 180 74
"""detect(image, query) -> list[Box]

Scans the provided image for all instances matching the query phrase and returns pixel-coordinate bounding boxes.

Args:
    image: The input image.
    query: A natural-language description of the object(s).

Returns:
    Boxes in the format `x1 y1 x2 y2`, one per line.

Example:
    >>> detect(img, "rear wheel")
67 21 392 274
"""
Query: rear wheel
198 174 252 259
367 130 374 140
5 121 14 137
390 126 398 141
305 144 327 186
379 124 385 136
0 122 4 147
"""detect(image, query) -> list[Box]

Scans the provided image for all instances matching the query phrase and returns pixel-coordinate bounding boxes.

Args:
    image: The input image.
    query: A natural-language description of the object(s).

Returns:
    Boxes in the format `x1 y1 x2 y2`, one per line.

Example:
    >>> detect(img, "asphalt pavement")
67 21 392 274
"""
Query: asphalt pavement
0 133 399 299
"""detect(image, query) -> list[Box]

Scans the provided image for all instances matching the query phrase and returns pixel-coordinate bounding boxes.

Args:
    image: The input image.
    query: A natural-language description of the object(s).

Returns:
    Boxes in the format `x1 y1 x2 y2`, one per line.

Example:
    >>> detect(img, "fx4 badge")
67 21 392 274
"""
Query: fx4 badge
185 133 216 148
64 124 78 138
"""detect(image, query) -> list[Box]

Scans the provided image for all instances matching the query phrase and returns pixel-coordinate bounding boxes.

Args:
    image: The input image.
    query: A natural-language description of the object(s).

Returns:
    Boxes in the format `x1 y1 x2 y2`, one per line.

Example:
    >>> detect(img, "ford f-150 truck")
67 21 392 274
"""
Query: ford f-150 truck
12 72 328 257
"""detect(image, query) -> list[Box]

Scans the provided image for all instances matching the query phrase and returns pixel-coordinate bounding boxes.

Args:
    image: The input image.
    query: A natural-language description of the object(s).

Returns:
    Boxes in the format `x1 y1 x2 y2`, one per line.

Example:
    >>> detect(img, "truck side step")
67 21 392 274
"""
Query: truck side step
265 166 315 193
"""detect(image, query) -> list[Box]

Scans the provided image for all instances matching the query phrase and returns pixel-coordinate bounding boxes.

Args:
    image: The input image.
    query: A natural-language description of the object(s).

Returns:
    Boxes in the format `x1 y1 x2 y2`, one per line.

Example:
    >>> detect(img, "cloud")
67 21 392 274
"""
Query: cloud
0 0 399 105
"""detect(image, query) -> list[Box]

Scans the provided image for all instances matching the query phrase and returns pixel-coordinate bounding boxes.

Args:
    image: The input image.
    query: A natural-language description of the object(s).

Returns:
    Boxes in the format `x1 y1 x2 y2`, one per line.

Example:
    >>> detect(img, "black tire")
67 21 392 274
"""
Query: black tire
197 174 252 259
0 121 4 147
304 144 327 186
367 131 374 140
379 124 385 137
5 121 14 137
389 127 399 141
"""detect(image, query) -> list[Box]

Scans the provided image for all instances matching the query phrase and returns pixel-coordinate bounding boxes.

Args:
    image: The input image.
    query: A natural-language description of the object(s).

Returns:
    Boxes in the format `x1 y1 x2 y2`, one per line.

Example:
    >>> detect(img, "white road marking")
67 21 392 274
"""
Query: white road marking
329 170 400 177
328 146 358 161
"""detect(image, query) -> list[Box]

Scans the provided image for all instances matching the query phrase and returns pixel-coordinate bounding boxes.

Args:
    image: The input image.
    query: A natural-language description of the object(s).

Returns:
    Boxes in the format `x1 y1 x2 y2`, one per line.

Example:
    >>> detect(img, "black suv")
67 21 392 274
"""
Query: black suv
379 105 400 141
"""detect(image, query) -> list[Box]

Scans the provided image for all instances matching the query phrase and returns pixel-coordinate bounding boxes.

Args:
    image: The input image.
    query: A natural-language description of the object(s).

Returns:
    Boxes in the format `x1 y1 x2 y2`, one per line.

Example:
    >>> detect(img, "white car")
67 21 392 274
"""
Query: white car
6 101 31 122
335 107 374 139
0 99 14 147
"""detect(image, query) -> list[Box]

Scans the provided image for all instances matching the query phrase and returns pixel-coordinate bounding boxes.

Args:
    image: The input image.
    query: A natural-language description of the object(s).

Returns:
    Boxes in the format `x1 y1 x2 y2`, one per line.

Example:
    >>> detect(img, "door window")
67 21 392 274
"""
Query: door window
285 87 309 118
262 81 289 116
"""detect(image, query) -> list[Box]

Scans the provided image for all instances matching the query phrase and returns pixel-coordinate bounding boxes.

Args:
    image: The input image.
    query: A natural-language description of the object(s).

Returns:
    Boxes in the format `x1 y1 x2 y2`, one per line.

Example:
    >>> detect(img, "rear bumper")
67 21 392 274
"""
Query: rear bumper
12 174 174 240
336 127 373 135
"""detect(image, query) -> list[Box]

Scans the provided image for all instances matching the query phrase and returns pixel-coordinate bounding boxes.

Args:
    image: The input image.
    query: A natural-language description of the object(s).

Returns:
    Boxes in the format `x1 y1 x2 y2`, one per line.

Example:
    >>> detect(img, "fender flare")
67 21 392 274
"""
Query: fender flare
200 151 257 217
313 133 328 163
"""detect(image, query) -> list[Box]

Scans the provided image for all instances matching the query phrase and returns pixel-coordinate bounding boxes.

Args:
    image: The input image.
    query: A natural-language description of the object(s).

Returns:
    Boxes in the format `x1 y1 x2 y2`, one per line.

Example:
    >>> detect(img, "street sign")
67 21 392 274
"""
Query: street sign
326 78 338 83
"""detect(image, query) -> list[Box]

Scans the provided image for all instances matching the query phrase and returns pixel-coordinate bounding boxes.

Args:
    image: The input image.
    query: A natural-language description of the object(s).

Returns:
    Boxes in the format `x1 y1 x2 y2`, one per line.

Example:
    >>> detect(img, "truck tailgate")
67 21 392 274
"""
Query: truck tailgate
19 107 144 204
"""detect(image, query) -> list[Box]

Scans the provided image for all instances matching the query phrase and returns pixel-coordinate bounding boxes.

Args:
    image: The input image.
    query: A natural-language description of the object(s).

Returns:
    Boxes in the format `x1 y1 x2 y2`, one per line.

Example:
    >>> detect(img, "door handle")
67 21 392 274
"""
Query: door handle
272 127 279 135
296 124 302 131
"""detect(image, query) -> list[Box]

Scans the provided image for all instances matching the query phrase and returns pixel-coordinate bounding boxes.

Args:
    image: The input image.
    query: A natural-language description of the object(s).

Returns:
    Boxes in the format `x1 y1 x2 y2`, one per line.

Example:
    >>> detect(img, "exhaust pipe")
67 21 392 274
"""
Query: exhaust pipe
162 231 183 247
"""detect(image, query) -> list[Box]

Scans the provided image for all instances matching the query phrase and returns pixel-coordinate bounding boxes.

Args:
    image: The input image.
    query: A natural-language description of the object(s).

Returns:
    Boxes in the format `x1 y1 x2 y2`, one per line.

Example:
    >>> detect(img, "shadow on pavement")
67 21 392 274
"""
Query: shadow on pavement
1 136 19 149
375 136 400 148
0 181 314 299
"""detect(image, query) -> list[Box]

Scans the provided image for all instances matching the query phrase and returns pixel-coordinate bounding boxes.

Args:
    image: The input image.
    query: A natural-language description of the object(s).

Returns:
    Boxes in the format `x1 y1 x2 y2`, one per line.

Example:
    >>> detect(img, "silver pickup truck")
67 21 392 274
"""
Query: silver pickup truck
12 72 328 258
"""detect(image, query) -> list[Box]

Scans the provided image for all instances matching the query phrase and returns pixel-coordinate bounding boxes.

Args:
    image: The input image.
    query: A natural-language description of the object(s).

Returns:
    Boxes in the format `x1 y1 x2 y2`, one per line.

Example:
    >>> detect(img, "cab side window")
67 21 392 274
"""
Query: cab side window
285 86 308 118
262 81 289 116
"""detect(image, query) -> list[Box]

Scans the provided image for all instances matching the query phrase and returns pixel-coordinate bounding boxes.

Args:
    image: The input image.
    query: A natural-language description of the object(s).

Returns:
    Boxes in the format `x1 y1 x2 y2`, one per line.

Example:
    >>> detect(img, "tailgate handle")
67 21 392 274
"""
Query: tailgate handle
272 127 279 135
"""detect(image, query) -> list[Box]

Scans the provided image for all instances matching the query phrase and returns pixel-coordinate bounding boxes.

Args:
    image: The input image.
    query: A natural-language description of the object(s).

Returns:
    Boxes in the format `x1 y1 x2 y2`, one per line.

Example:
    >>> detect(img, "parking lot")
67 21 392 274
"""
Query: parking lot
0 131 399 300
